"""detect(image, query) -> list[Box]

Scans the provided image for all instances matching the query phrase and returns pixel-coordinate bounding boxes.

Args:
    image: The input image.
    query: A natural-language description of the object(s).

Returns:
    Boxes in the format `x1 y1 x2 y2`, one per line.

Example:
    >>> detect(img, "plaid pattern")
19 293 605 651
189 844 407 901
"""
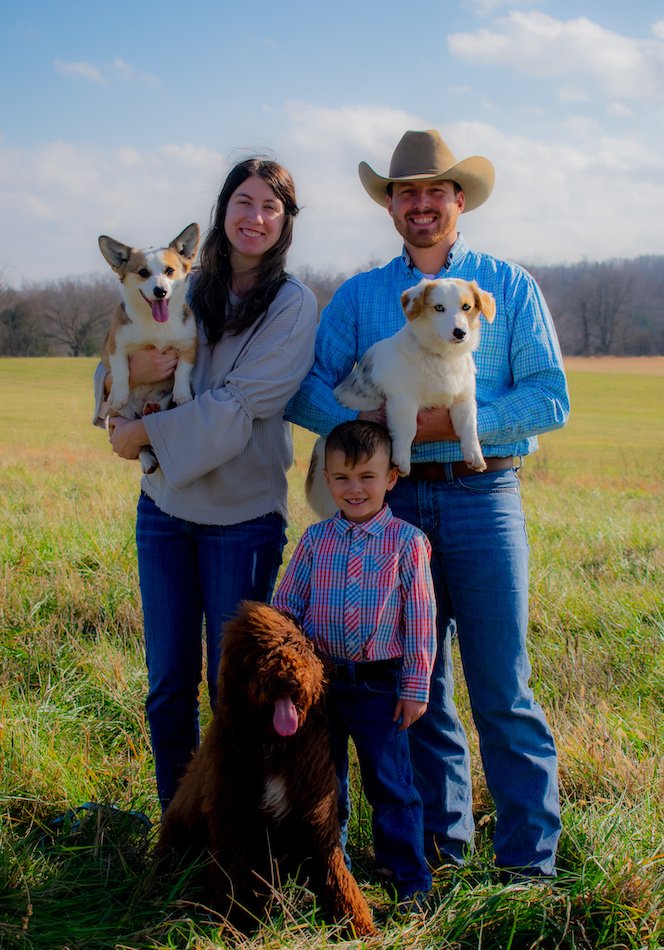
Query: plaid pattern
287 235 569 460
272 505 436 703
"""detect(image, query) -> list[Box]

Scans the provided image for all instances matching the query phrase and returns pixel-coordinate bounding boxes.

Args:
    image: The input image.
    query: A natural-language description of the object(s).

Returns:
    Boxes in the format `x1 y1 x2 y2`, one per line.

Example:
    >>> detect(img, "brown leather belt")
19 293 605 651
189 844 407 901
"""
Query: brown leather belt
406 457 515 481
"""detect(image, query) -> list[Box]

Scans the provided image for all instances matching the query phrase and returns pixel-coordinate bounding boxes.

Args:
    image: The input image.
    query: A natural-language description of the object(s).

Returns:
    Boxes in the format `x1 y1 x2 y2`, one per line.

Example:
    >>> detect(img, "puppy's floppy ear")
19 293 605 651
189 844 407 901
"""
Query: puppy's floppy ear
401 278 429 321
98 235 132 276
470 281 496 323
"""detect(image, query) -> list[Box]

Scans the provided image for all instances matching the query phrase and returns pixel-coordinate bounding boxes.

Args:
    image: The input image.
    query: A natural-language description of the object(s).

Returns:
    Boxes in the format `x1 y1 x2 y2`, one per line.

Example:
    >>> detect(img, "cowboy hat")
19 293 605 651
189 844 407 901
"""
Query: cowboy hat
358 129 495 213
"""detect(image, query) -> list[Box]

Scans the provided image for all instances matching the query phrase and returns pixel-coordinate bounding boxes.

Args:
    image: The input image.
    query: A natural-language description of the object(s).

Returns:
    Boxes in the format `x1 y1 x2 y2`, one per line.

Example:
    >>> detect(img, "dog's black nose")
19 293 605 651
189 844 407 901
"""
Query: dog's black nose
153 286 167 299
453 327 466 340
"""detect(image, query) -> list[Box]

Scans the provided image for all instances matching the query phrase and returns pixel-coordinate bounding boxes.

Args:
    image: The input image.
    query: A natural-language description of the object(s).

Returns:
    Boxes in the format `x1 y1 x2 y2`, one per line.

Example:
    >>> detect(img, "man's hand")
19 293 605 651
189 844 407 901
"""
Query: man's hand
359 404 458 442
394 699 427 731
108 416 149 460
413 406 458 443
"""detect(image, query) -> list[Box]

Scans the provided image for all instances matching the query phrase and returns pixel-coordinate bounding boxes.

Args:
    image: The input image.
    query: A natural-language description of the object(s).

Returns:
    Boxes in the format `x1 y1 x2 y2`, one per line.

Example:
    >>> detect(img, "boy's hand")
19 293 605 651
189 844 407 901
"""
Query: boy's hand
394 699 427 731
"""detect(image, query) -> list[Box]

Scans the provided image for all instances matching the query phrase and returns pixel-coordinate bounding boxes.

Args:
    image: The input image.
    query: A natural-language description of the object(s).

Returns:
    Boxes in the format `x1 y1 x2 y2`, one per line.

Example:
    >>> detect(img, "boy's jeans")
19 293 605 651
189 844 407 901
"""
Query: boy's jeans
328 661 432 900
389 467 561 875
136 491 286 809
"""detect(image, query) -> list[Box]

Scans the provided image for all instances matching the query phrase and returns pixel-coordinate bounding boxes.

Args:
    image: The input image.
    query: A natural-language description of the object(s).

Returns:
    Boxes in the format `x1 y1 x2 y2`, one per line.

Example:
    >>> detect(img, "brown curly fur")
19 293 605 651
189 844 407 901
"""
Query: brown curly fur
156 601 375 936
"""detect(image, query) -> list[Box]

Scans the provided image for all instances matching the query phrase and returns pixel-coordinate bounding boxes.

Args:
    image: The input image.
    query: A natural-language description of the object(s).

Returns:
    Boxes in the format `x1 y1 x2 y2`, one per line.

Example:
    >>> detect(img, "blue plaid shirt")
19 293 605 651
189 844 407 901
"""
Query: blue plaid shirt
287 234 569 460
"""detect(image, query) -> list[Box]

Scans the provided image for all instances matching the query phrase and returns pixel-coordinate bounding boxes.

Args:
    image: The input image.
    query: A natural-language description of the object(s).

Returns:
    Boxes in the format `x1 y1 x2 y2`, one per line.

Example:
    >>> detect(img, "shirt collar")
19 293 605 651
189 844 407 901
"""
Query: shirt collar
401 232 468 278
332 503 393 537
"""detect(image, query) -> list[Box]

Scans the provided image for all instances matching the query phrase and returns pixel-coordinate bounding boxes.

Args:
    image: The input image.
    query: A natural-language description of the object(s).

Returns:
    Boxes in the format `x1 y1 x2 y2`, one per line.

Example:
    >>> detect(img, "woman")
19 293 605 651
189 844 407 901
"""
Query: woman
93 158 317 809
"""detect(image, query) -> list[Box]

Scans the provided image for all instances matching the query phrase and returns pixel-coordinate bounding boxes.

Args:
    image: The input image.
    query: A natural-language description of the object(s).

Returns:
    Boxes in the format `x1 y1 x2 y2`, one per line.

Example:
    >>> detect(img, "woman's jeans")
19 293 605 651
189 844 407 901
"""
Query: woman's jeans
388 468 561 876
136 492 286 809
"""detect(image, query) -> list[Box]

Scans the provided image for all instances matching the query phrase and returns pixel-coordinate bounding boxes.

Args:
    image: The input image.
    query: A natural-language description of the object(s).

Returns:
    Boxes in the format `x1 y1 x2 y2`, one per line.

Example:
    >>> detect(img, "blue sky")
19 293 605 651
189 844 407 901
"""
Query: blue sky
2 0 663 284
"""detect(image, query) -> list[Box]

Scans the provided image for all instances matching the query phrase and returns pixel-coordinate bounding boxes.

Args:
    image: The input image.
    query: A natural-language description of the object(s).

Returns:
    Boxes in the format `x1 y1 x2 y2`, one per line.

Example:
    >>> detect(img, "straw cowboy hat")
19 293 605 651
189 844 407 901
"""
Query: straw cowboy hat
358 129 495 213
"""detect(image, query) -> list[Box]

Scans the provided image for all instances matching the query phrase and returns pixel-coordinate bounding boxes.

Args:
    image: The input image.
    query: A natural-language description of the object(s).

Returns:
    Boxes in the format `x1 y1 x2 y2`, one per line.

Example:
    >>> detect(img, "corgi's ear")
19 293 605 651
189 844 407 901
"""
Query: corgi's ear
170 223 200 261
401 279 430 321
98 235 132 275
470 282 496 323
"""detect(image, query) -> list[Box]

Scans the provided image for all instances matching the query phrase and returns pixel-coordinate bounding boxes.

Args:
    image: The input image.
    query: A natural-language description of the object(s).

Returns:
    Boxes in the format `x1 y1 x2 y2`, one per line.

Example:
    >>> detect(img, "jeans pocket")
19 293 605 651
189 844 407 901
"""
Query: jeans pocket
455 469 519 495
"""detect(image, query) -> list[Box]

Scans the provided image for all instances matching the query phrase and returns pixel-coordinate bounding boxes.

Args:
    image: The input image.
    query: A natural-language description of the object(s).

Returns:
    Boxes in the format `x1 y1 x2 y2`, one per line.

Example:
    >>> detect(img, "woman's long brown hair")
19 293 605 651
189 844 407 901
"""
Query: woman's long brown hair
191 158 300 345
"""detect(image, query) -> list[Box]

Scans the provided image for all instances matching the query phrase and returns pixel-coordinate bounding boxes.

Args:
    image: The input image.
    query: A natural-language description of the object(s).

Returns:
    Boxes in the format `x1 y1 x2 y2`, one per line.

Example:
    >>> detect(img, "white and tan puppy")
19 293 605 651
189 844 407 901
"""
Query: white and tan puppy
99 223 200 473
335 276 496 477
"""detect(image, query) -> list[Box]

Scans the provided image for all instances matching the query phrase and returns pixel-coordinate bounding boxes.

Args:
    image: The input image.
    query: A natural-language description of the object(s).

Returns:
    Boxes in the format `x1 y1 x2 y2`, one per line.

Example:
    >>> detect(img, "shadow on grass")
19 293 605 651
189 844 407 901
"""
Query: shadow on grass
0 804 191 949
0 804 373 949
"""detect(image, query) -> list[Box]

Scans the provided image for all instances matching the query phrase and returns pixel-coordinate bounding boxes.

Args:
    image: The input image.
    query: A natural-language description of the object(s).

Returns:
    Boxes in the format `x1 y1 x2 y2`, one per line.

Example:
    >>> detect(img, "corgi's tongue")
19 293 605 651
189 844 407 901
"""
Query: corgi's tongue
151 298 169 323
273 697 298 736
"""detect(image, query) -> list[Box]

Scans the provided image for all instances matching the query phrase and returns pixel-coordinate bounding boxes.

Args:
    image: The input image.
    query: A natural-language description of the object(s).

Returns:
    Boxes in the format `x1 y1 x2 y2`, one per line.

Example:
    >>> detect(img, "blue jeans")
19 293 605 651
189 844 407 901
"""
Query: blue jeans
135 492 286 809
327 661 431 900
389 468 561 875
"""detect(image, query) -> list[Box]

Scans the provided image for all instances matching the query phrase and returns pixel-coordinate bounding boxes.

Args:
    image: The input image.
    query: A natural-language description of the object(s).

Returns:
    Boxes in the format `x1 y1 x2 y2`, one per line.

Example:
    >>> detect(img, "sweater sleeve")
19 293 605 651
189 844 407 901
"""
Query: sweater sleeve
286 279 360 436
144 282 317 489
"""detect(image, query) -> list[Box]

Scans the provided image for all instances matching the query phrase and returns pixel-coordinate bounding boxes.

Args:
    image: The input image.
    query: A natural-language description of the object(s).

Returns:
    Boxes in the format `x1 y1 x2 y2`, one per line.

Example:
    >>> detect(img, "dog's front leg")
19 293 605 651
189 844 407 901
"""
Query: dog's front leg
321 845 376 936
171 342 196 405
385 394 419 476
107 350 131 411
450 396 485 471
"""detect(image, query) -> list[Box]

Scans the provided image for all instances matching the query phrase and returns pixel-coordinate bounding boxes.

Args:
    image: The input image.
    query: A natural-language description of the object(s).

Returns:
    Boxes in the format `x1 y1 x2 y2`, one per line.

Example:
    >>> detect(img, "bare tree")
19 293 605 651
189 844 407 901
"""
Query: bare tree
34 275 118 357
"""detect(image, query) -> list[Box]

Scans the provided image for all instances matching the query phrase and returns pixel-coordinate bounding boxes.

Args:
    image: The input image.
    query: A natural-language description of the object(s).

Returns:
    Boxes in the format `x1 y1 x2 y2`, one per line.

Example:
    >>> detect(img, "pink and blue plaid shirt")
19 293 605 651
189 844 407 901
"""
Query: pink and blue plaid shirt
272 505 437 703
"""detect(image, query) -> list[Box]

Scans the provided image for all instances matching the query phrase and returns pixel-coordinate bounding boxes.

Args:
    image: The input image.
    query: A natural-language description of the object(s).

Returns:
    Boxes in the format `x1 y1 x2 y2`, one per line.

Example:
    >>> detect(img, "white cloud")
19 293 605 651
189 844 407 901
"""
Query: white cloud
0 141 222 283
651 20 664 40
449 12 664 99
54 60 104 83
53 57 158 86
0 103 663 284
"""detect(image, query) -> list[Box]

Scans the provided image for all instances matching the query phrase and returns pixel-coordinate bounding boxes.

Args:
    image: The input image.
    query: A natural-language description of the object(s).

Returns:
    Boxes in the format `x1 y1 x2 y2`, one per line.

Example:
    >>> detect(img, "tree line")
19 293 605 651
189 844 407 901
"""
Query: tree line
1 255 662 358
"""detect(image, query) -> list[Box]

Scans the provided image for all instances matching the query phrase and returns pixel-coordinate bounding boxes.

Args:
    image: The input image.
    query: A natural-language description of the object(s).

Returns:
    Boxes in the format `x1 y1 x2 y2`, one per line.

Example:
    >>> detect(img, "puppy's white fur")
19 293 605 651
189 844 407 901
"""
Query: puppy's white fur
99 223 199 473
305 277 495 519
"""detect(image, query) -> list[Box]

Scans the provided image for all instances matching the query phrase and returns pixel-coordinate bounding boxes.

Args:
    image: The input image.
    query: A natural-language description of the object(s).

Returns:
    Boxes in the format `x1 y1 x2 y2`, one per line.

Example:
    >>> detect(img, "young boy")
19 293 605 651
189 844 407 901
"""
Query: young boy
272 420 437 904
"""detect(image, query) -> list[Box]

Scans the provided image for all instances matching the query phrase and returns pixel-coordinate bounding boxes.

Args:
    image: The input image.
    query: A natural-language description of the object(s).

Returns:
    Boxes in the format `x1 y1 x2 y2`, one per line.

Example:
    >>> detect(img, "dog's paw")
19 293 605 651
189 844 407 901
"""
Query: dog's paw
465 452 487 472
393 455 411 477
140 448 159 475
172 388 193 405
108 391 129 412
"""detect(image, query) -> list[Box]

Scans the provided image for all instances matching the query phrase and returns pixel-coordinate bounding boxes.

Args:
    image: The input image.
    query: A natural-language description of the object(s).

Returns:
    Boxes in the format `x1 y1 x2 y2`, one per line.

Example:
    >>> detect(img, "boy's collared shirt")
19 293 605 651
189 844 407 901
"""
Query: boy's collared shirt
272 505 436 703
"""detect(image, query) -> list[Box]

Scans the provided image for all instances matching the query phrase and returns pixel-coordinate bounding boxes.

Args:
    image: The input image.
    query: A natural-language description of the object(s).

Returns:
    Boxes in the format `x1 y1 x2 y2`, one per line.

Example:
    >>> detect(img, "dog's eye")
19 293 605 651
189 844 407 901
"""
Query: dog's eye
165 266 175 277
434 304 445 312
462 303 471 311
138 268 150 279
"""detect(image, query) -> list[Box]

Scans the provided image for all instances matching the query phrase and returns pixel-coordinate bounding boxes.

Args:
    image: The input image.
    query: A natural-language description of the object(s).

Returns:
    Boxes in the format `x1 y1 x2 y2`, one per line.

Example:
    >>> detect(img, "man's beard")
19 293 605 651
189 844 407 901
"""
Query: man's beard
394 213 453 248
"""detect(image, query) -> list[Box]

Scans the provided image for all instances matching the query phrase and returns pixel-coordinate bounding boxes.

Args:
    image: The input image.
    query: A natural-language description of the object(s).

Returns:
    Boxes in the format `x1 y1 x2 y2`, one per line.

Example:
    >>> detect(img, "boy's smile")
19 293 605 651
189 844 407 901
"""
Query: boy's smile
324 446 398 523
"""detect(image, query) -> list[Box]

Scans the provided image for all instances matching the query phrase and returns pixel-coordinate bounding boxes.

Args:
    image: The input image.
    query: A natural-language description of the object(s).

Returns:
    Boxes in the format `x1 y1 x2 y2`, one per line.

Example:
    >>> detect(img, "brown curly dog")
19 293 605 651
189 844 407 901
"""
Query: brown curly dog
156 601 375 936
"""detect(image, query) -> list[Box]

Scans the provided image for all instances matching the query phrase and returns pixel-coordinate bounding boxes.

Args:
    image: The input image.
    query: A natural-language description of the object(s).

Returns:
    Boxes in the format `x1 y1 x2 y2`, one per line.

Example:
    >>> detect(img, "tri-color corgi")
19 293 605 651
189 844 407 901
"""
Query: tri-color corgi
99 223 200 473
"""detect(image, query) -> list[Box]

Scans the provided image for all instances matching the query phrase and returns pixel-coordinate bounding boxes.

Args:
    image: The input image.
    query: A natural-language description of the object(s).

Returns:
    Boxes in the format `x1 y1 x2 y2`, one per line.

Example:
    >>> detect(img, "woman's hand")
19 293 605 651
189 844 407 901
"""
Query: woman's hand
128 346 179 387
108 417 150 460
393 699 428 731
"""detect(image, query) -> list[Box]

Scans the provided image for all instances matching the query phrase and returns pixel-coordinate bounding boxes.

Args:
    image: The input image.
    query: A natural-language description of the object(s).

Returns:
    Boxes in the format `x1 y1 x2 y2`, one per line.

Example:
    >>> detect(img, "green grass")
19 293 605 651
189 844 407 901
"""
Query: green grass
0 357 662 948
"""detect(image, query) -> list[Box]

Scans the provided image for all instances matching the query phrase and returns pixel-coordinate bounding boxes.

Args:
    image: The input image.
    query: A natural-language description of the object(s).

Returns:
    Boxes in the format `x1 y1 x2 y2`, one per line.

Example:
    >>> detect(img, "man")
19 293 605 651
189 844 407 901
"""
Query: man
287 129 569 880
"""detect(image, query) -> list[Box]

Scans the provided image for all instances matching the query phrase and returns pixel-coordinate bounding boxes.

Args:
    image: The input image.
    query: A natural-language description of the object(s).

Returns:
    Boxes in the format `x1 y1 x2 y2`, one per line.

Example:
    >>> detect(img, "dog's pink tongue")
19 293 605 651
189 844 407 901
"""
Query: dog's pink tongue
151 299 169 323
273 697 298 736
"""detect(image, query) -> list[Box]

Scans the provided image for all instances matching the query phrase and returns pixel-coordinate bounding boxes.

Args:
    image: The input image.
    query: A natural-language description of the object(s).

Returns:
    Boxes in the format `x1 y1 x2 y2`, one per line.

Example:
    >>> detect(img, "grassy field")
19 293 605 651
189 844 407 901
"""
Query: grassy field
0 356 662 949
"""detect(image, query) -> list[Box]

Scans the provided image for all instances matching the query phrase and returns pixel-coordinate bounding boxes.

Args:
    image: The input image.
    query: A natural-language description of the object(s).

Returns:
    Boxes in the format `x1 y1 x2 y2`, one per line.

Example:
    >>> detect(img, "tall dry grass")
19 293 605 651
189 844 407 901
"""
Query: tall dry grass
0 356 662 948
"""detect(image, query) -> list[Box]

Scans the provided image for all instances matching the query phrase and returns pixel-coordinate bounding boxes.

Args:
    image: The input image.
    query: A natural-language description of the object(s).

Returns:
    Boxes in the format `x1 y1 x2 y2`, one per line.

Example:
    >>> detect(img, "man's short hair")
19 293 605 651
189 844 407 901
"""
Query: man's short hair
324 420 393 469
